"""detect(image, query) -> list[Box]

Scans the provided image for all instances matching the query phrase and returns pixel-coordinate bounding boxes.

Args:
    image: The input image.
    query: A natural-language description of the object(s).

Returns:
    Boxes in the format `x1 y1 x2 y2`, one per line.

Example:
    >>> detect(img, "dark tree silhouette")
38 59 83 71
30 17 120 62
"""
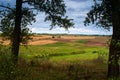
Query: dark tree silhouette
11 0 22 64
84 0 120 78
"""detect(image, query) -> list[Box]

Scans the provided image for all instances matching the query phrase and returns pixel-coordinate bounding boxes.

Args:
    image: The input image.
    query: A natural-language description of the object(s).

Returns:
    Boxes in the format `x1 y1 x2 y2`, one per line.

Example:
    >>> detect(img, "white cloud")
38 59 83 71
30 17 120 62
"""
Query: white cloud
65 0 93 10
31 27 112 35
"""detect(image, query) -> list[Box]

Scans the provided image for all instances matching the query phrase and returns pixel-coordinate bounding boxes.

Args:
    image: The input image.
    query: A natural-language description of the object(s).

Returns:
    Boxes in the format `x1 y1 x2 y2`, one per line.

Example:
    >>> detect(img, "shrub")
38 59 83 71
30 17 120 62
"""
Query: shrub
0 43 16 80
0 44 26 80
52 35 55 38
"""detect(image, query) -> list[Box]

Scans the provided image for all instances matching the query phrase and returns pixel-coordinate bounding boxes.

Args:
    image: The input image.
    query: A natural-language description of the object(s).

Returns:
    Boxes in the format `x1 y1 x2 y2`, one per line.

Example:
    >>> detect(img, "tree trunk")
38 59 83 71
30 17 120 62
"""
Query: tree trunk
108 0 120 78
11 0 22 64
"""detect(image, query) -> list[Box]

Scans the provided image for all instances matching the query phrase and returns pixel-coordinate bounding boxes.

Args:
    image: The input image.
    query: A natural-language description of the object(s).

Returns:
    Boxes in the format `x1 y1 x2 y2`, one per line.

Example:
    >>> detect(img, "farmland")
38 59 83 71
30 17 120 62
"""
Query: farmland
19 35 109 62
0 34 110 80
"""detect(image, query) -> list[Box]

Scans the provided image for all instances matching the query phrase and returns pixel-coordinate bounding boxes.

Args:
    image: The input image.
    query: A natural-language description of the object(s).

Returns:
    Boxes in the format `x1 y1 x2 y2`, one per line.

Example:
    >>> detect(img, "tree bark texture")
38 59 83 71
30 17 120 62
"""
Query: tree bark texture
108 0 120 78
11 0 22 64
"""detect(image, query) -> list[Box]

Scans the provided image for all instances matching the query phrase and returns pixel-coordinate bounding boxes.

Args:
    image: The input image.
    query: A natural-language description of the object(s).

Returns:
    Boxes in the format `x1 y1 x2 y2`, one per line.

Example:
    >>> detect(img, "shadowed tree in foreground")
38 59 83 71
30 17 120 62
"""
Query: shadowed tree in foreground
84 0 120 78
0 0 74 64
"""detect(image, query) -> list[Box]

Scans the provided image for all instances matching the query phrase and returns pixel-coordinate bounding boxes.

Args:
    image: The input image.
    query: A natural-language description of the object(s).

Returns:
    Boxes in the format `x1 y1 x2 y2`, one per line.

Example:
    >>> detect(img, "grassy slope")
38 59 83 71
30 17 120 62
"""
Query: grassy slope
19 39 108 62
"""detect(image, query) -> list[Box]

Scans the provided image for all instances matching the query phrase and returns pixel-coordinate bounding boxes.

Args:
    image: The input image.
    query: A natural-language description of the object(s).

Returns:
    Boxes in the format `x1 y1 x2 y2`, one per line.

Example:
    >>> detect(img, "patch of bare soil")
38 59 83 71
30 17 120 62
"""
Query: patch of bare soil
85 36 109 46
0 38 10 45
60 36 96 41
31 35 52 40
86 41 106 46
28 40 57 45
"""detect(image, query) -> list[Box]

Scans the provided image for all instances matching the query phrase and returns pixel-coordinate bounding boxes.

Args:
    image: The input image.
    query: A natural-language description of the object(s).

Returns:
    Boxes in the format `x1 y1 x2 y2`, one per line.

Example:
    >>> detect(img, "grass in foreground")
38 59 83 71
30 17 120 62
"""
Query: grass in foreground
0 38 110 80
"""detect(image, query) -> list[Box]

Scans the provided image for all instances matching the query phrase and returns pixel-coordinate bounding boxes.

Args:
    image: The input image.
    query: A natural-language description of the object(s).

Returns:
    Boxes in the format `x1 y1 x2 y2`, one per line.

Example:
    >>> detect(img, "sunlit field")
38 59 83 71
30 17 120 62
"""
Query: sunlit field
0 34 110 80
19 35 109 80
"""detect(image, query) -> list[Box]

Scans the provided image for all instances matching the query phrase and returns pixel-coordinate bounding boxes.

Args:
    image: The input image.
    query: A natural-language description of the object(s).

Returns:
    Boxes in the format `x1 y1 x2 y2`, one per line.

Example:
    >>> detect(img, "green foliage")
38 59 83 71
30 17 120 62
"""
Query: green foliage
0 44 33 80
0 53 16 80
84 0 112 30
97 50 108 63
0 44 15 80
25 0 74 29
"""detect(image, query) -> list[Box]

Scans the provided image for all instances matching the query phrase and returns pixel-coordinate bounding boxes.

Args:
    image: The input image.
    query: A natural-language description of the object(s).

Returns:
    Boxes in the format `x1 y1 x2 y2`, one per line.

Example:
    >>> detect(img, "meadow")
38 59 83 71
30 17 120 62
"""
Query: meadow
0 35 110 80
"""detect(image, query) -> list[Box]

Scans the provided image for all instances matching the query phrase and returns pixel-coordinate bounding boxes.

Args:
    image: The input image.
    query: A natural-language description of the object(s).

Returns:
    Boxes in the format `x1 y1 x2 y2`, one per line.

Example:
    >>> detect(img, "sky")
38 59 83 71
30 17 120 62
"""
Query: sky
0 0 112 35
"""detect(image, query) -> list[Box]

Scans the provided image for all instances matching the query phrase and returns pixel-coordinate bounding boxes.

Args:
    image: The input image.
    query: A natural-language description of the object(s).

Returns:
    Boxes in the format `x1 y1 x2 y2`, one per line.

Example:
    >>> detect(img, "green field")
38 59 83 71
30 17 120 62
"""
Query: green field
19 39 108 62
0 36 110 80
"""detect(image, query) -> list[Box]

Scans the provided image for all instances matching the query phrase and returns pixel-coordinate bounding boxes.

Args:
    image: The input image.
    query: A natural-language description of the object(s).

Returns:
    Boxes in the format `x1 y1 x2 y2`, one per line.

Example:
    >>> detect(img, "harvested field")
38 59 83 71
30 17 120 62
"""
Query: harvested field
28 35 109 46
29 40 57 45
0 35 109 46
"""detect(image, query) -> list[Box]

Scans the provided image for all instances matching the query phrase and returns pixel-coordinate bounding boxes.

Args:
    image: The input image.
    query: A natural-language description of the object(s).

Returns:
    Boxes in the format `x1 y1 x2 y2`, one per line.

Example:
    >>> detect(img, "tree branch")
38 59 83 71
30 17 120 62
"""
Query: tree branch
0 5 15 12
22 1 29 3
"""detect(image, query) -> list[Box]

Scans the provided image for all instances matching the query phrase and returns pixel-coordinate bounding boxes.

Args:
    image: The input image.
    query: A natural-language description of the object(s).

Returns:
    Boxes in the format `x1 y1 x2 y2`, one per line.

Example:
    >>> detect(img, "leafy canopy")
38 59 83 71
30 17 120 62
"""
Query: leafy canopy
25 0 74 29
84 0 112 30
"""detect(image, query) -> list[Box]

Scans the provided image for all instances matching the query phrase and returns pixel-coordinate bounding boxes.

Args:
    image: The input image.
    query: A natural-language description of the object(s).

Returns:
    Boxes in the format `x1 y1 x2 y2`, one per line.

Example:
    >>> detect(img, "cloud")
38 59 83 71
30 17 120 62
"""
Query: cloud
31 27 112 35
64 0 95 28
